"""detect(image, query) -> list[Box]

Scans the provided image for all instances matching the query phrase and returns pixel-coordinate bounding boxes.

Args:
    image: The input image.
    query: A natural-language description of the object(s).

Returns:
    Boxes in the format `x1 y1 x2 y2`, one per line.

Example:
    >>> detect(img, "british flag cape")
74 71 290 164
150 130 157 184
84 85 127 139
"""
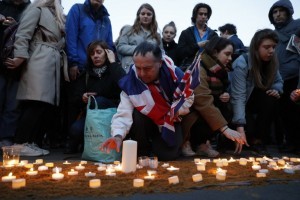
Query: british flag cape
118 54 201 146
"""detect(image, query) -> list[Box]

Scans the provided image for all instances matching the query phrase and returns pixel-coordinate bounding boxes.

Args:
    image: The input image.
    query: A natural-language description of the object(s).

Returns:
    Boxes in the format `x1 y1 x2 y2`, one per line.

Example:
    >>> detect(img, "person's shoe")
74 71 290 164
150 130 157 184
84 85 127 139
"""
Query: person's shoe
31 143 50 155
16 143 43 157
182 141 196 157
196 141 220 158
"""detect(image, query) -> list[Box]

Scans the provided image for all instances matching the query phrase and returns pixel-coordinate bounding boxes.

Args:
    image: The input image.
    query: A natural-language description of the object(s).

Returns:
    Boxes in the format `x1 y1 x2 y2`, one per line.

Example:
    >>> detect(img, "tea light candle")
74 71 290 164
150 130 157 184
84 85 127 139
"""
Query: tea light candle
75 164 85 171
290 157 298 162
12 178 26 189
269 161 277 166
20 160 28 165
80 161 87 165
161 163 169 168
24 163 33 169
192 174 203 182
196 163 206 171
259 169 269 173
248 157 255 162
167 166 179 172
148 157 158 169
114 164 122 172
35 159 43 164
256 172 266 178
222 159 228 166
2 172 16 182
26 168 38 176
228 157 236 163
194 158 201 163
216 171 226 181
144 171 155 180
89 179 101 188
97 166 106 171
216 161 223 167
63 161 71 165
38 165 48 171
252 164 261 170
85 172 96 177
133 179 144 187
45 162 54 168
105 171 116 176
278 159 285 166
67 169 78 176
260 159 268 164
52 168 64 180
52 167 62 173
168 176 179 185
239 158 247 166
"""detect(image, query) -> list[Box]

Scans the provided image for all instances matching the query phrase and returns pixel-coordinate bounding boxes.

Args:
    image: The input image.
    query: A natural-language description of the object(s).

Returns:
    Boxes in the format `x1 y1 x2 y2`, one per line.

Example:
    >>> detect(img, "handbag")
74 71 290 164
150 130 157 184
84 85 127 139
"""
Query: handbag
82 95 121 162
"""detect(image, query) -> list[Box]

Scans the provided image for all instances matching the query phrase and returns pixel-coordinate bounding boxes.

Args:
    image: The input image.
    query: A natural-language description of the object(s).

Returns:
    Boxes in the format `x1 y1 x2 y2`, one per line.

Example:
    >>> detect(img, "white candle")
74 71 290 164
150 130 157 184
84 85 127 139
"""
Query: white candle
194 158 201 163
63 161 71 165
105 172 116 176
75 164 85 171
256 172 266 178
24 163 33 169
52 167 62 173
89 179 101 188
283 166 295 174
216 171 226 181
259 169 269 173
192 174 203 182
97 166 106 171
38 165 48 171
20 160 28 165
114 164 122 172
168 176 179 184
167 166 179 172
45 162 54 168
196 163 206 171
12 178 26 189
239 158 247 166
68 169 78 176
52 168 64 180
121 140 137 173
216 161 223 167
228 157 236 163
290 157 298 162
161 163 169 168
222 159 228 166
144 170 156 180
252 165 261 170
85 172 96 177
80 161 87 165
133 179 144 187
35 159 43 165
26 168 38 176
2 172 16 182
277 159 285 166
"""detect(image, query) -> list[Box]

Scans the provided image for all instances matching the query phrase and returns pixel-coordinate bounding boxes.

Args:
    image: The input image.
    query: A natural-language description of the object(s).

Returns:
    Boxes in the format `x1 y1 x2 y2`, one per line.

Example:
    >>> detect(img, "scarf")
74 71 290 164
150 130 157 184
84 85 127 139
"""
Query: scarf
200 52 231 96
119 55 200 146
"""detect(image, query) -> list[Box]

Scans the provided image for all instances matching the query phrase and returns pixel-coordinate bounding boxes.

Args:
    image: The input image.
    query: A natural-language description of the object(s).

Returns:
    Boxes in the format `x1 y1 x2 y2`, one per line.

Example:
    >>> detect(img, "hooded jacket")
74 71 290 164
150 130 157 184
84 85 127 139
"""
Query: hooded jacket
268 0 300 80
66 0 114 70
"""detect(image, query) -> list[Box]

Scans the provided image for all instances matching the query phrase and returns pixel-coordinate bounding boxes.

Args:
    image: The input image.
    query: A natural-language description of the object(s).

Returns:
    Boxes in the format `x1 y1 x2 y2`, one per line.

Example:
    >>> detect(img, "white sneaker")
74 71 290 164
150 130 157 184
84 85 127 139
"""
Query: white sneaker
196 141 219 158
182 141 196 156
31 143 50 155
18 143 43 156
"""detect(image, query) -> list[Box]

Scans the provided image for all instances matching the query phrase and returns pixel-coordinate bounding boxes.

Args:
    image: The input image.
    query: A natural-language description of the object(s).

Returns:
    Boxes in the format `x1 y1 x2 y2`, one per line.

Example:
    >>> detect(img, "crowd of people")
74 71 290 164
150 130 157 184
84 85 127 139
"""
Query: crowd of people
0 0 299 161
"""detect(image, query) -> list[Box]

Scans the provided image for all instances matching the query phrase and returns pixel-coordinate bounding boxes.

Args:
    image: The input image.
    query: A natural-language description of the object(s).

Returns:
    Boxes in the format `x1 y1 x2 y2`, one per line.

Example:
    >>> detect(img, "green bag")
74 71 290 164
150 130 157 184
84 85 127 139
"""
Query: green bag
82 96 121 163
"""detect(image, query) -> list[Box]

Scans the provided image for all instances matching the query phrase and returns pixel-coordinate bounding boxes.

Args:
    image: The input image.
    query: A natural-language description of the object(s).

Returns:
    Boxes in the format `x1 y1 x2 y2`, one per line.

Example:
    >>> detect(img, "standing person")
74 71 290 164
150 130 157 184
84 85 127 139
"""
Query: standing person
230 29 283 155
116 3 162 73
65 0 114 144
5 0 66 156
181 36 247 157
0 0 31 148
268 0 300 154
177 3 217 71
100 41 197 161
64 40 125 154
162 21 179 66
218 23 246 61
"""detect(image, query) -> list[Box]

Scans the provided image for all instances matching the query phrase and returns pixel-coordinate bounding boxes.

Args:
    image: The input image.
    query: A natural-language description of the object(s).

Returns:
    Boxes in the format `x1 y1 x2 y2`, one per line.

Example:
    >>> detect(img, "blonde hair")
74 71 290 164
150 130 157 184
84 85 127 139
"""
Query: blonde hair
26 0 65 31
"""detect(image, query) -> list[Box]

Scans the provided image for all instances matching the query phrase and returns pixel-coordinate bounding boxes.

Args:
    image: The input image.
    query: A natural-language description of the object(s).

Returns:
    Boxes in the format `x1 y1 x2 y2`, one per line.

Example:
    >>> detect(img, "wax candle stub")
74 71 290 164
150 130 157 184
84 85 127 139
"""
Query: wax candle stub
68 169 78 176
168 176 179 185
192 174 203 182
12 178 26 189
89 179 101 188
133 179 144 187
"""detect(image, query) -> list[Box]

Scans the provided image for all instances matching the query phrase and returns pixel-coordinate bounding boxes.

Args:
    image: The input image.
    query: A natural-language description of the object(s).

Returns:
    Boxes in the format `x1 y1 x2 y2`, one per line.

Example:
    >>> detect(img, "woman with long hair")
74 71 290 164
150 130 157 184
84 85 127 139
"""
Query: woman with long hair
116 3 162 73
5 0 66 156
230 29 283 155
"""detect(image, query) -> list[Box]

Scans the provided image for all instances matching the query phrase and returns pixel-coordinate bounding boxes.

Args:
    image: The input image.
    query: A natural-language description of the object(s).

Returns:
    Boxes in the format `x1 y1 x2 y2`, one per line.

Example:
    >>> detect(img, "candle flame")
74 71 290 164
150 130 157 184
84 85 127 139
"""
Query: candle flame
71 169 74 172
55 168 59 173
30 168 34 172
8 172 12 176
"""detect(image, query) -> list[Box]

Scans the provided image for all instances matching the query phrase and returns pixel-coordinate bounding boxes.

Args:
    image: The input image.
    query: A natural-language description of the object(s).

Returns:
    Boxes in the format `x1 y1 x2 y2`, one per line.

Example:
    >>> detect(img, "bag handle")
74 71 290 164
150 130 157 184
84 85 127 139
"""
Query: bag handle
87 95 98 110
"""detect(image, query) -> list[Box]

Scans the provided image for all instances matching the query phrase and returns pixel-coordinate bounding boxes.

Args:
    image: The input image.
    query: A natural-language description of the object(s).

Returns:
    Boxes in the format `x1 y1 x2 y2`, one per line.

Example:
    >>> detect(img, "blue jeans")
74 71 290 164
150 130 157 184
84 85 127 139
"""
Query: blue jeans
68 96 116 146
0 74 20 139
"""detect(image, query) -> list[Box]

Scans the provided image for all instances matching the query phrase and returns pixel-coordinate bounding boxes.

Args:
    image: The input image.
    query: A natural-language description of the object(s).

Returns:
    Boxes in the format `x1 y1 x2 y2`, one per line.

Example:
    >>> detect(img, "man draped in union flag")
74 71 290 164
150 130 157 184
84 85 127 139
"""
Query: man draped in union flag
100 41 200 161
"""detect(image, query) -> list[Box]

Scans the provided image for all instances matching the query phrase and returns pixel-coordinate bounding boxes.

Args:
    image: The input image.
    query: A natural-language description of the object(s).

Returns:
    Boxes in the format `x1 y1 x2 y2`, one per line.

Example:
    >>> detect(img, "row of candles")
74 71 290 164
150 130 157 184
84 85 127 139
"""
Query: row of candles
1 155 299 189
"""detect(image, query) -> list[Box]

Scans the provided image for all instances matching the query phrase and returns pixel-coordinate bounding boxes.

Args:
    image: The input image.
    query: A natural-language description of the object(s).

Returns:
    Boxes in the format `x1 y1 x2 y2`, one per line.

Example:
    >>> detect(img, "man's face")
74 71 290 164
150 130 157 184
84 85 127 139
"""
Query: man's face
195 7 208 26
133 52 162 84
90 0 103 9
272 7 288 24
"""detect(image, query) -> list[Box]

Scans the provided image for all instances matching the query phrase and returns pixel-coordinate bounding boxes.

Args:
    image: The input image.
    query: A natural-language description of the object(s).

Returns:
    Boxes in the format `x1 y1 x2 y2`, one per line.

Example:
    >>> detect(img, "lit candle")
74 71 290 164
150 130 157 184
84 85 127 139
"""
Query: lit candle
161 163 169 168
269 161 277 167
38 165 48 171
12 178 26 189
24 163 33 169
259 169 269 173
133 179 144 187
97 166 106 171
167 166 179 172
168 176 179 185
192 174 203 182
105 166 116 176
222 159 228 166
75 164 85 171
52 168 64 180
26 168 38 176
277 159 285 166
144 171 155 180
283 164 295 174
20 160 28 165
89 179 101 188
45 162 54 168
216 160 223 167
216 168 226 181
85 172 96 177
114 164 122 172
67 169 78 176
52 167 62 173
121 140 137 173
290 157 298 162
2 172 16 182
248 157 255 162
256 172 266 178
252 165 261 170
35 159 43 165
228 157 236 163
239 158 247 166
80 161 87 165
194 158 201 163
196 162 206 172
63 161 71 165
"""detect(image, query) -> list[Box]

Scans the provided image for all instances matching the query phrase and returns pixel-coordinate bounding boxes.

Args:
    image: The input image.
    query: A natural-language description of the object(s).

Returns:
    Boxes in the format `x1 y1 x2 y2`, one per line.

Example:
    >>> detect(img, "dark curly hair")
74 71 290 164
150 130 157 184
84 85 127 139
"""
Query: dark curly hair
191 3 212 24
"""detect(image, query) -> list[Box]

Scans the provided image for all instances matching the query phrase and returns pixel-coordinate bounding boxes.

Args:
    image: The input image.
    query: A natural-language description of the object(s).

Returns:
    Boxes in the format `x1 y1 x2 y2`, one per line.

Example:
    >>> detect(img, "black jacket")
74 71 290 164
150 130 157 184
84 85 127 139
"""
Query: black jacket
162 39 179 66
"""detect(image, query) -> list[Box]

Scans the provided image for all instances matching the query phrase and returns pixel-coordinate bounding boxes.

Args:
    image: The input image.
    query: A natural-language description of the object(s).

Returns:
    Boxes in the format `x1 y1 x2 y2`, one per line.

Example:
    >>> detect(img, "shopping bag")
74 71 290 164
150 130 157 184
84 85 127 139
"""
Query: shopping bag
82 95 121 162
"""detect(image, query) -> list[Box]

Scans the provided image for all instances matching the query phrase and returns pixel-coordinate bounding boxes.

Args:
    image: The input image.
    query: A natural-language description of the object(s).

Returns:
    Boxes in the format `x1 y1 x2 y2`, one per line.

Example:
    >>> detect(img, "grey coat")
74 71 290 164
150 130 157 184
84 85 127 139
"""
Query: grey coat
116 25 162 73
14 7 65 106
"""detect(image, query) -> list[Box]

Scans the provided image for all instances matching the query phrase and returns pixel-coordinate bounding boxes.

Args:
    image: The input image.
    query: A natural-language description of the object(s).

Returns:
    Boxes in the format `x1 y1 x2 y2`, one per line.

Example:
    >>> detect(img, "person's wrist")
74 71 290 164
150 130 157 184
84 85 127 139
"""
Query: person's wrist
220 125 229 134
